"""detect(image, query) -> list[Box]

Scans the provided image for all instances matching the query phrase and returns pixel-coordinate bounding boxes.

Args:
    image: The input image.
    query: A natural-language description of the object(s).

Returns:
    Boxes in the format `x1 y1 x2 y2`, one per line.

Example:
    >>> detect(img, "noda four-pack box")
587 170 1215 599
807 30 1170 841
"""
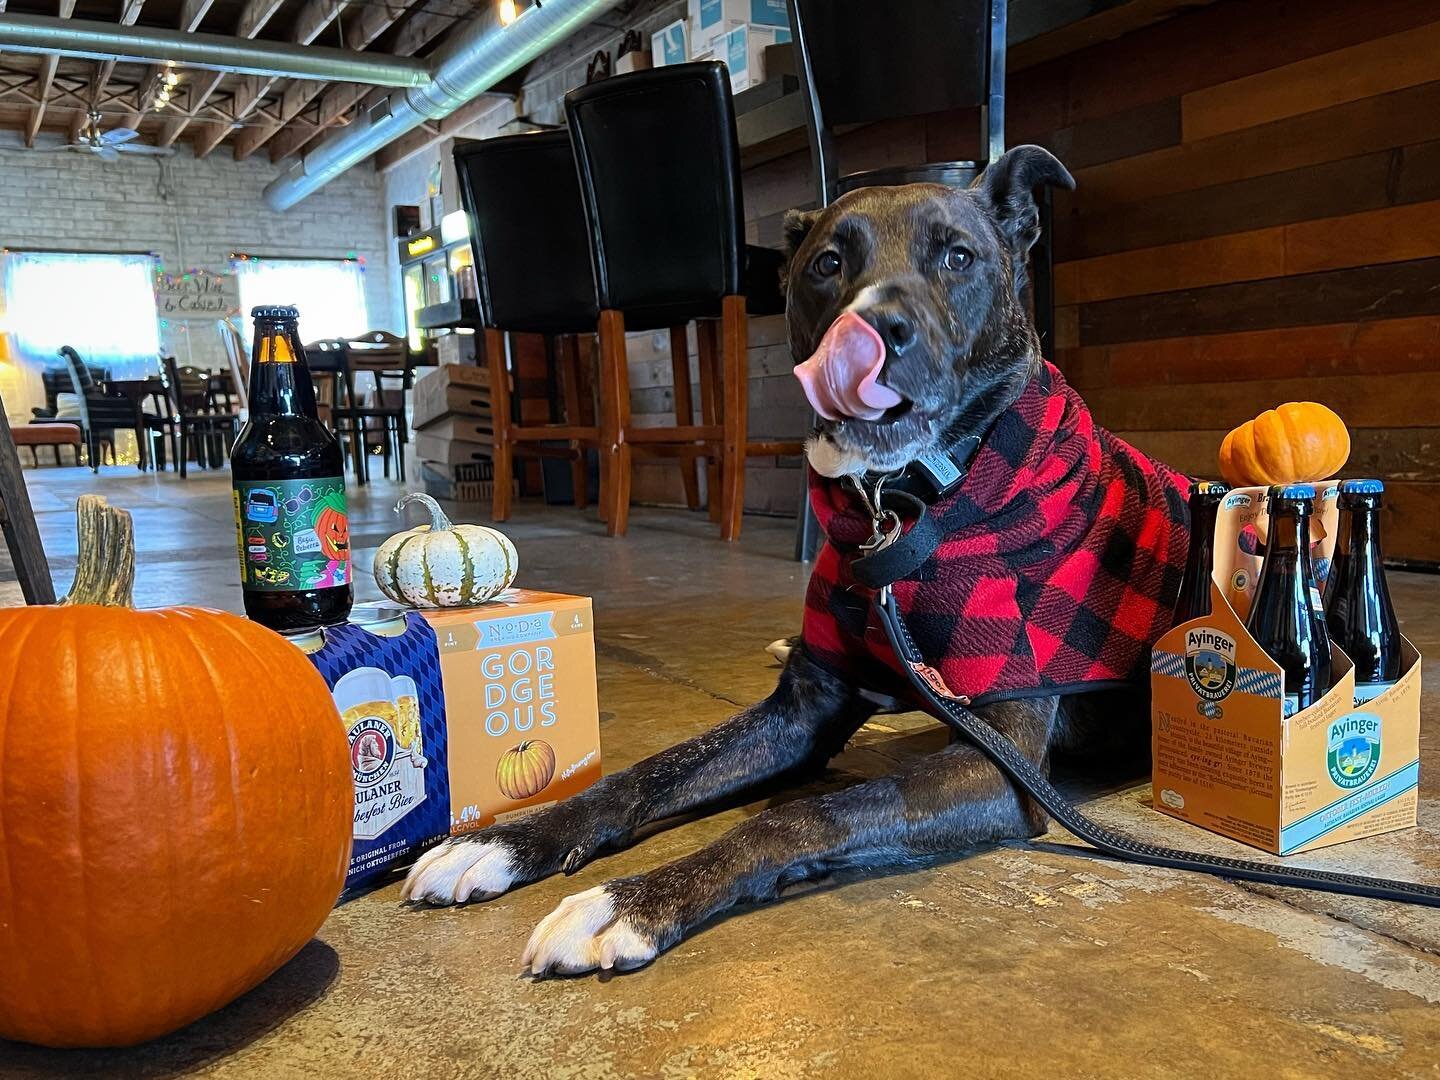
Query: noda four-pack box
1150 485 1421 855
296 590 601 895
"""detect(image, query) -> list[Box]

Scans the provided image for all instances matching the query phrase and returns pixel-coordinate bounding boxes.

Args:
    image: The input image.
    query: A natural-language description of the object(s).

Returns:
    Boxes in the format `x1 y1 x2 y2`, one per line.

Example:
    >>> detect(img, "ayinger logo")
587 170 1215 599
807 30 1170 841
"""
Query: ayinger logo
1185 626 1237 703
1327 713 1381 789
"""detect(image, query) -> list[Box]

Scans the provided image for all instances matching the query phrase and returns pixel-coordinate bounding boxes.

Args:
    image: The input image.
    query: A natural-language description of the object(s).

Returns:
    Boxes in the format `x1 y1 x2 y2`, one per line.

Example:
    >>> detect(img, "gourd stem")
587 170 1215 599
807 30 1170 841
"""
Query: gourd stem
61 495 135 607
395 492 453 532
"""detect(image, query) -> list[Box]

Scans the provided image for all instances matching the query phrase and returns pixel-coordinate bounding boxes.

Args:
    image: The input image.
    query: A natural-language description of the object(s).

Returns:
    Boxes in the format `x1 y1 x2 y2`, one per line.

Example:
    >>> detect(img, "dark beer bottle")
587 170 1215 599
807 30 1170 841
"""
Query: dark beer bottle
1245 484 1332 717
230 306 353 632
1324 479 1400 704
1172 480 1230 625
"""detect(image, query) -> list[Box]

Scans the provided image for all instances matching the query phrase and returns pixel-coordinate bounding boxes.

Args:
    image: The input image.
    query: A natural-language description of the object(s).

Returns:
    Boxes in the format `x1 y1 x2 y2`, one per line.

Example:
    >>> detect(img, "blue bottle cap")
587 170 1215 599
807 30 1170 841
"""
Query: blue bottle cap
1275 483 1316 500
1339 478 1384 495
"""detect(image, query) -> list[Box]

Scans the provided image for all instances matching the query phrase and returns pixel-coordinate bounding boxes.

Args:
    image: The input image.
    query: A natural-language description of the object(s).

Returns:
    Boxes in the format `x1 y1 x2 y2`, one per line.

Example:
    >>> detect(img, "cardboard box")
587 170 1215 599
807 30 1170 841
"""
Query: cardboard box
415 414 494 447
689 0 789 38
421 459 495 505
615 48 652 74
415 430 491 467
1151 485 1421 855
297 607 453 896
412 363 491 430
652 18 689 66
423 590 601 832
720 24 791 92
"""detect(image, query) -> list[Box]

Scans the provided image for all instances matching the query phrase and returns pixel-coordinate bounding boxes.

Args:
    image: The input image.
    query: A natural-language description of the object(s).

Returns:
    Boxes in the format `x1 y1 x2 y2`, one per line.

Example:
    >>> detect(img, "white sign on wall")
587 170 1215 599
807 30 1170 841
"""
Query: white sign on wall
155 269 240 320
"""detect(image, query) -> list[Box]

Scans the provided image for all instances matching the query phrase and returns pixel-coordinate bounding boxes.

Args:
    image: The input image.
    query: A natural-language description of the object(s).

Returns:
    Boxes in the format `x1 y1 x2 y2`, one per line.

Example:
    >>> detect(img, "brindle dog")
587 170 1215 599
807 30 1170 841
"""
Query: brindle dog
403 146 1147 975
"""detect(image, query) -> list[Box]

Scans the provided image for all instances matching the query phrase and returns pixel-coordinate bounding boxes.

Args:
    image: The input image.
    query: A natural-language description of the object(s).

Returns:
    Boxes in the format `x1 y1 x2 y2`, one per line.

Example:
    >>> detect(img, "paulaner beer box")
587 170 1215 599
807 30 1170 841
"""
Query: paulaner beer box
294 591 601 895
297 608 452 895
422 589 602 833
1151 485 1421 855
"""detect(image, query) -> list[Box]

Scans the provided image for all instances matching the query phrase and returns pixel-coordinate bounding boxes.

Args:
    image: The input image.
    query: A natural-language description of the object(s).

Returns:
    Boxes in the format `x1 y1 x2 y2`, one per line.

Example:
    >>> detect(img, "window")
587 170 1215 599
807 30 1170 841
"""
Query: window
232 256 369 344
2 251 160 379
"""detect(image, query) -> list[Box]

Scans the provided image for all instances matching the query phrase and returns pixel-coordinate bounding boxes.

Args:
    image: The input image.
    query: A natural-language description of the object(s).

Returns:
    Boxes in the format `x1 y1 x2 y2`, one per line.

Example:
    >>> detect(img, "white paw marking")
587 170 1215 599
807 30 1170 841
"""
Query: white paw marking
521 885 657 976
400 839 516 905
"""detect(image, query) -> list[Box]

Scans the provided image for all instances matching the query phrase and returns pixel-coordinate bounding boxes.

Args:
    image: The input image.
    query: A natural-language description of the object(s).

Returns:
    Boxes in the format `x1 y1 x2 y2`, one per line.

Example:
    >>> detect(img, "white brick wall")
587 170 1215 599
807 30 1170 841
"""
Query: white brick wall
0 139 397 417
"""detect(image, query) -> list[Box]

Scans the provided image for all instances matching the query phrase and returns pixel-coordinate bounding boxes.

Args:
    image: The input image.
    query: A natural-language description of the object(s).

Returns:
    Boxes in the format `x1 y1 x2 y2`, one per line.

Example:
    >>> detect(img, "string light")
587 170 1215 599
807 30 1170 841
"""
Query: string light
499 0 518 24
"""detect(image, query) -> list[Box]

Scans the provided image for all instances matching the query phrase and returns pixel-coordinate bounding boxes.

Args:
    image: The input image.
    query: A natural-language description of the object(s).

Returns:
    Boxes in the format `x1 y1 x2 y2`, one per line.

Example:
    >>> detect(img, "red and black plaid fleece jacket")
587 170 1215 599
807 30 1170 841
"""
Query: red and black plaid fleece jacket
801 362 1192 708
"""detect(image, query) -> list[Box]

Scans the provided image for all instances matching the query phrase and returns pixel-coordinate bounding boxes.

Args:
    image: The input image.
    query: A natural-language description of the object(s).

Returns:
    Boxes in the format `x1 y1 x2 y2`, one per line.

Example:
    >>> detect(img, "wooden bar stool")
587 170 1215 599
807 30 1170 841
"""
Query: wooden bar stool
565 62 802 541
453 131 603 522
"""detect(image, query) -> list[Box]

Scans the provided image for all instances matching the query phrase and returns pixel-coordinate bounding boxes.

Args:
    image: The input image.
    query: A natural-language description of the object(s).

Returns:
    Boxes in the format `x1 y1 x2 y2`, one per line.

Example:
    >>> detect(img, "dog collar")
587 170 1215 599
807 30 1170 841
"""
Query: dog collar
848 433 983 591
861 433 982 504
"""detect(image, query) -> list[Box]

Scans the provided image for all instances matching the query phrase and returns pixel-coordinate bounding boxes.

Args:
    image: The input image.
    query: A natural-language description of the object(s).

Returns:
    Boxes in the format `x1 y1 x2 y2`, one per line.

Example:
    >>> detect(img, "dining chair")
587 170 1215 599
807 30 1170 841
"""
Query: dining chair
160 356 240 478
56 346 148 472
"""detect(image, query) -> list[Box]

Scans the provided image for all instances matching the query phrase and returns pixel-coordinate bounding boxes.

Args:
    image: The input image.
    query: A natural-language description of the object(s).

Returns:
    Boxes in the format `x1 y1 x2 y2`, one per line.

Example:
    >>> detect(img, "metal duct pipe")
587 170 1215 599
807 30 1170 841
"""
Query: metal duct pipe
0 14 431 86
263 0 619 211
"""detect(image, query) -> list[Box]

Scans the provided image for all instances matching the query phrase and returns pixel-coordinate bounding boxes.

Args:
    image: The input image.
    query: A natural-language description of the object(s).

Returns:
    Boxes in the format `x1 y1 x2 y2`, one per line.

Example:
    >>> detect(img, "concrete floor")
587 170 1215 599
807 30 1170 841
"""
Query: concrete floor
4 465 1440 1079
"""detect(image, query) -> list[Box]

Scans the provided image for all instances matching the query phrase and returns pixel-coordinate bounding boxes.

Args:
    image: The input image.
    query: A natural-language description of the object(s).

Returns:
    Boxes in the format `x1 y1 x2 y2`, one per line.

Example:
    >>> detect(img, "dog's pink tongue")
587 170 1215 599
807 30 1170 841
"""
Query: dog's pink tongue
794 311 903 421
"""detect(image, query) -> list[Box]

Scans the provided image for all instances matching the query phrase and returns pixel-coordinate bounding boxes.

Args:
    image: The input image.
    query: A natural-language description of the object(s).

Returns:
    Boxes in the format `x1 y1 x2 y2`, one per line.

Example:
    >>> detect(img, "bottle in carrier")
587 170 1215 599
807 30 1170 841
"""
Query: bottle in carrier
1324 479 1400 704
1172 480 1230 625
1245 484 1332 717
230 305 353 632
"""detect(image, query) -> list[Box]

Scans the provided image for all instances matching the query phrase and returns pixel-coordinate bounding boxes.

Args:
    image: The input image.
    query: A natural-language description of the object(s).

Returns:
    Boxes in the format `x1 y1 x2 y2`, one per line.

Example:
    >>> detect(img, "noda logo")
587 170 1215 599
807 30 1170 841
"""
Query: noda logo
1327 713 1381 789
1185 627 1237 703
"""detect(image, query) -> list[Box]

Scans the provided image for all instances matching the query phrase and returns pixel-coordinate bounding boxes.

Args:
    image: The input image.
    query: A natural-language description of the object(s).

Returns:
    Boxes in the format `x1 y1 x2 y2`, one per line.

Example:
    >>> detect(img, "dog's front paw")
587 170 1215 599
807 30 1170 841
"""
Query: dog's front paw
401 837 517 905
521 884 659 976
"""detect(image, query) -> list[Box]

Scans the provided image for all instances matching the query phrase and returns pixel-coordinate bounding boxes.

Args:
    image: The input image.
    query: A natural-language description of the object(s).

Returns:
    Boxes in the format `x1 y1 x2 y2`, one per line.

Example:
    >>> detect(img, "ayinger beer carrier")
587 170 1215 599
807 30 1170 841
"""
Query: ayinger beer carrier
1151 484 1422 855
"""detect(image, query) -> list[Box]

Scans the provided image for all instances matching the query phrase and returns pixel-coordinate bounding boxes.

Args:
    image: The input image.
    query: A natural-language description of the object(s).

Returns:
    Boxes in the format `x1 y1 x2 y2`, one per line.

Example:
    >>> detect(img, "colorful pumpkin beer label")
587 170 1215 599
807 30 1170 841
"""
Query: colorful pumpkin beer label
232 476 351 591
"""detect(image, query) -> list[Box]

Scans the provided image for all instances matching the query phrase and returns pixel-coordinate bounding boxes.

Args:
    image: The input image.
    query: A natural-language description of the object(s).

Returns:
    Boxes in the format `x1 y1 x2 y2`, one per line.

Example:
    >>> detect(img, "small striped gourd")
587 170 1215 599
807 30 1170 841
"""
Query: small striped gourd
373 493 517 608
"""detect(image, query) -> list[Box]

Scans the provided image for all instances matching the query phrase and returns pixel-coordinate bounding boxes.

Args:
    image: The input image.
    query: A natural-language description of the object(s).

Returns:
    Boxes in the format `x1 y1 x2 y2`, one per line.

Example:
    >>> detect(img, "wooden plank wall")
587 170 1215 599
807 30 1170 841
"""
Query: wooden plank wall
1018 0 1440 562
628 0 1440 559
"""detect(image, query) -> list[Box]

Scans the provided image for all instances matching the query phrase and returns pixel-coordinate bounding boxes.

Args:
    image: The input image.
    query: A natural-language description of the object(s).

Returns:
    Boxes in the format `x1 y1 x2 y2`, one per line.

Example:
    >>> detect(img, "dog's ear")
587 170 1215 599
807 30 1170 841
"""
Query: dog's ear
782 208 822 259
972 145 1075 254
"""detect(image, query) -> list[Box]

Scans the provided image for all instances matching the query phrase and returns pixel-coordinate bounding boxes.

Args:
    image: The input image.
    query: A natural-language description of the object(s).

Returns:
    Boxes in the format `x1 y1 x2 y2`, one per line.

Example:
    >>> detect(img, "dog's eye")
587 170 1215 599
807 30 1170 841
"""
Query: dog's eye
944 246 974 272
812 251 842 277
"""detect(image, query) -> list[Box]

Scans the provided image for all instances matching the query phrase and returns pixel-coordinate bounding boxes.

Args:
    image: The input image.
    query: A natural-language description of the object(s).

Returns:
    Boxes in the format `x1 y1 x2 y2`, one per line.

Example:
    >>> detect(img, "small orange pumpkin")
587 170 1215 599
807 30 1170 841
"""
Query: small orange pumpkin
496 739 557 801
0 497 352 1048
1218 401 1350 487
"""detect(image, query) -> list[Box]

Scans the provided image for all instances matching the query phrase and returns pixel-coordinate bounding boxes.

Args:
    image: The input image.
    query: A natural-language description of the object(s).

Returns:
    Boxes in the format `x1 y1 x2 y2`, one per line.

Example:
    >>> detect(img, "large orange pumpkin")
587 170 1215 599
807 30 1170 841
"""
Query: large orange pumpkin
1218 401 1350 487
496 740 557 801
0 496 352 1048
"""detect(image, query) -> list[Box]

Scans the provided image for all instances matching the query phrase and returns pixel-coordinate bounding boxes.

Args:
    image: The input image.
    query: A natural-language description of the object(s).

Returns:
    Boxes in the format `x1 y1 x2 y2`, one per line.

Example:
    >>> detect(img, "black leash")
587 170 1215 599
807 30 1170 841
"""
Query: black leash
842 442 1440 908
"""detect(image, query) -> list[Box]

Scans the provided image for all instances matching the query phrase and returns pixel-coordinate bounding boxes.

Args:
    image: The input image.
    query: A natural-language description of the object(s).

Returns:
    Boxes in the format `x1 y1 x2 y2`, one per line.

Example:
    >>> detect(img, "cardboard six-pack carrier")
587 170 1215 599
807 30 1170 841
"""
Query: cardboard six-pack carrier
298 590 601 895
1150 485 1421 855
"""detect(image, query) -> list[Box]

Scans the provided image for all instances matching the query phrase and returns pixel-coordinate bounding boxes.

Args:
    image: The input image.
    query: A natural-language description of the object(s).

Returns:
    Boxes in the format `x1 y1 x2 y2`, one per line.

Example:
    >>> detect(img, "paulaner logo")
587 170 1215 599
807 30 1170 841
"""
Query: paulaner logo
1185 627 1237 702
1327 713 1381 789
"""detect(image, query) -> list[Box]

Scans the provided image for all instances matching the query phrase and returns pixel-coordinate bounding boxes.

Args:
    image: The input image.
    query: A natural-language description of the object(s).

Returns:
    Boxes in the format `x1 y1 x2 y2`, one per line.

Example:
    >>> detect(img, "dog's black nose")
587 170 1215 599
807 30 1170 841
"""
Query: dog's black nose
877 311 916 353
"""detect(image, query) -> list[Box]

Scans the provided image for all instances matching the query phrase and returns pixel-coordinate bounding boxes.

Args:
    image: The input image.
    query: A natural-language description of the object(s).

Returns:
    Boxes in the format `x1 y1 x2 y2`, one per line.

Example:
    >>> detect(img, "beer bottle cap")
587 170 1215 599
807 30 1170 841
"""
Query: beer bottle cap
1274 482 1316 500
251 304 300 320
1339 478 1384 495
1190 480 1230 497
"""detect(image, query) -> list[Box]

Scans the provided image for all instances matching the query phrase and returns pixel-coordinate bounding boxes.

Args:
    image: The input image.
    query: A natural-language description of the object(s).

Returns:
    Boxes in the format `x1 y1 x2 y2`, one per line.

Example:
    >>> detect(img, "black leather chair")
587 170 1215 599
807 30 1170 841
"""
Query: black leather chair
565 62 802 540
453 131 602 522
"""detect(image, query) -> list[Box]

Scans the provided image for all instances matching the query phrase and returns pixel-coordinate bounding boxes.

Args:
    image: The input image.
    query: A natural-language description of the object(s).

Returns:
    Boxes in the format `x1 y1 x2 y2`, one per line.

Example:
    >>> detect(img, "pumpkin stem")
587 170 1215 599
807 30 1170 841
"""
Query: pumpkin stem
395 492 453 532
61 495 135 607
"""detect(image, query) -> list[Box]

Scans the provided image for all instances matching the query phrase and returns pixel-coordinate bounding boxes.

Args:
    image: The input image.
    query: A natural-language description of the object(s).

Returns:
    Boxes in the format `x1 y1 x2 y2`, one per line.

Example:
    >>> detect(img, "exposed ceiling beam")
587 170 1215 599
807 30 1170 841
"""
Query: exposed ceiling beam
120 0 216 129
233 0 420 161
373 91 507 172
75 0 146 141
157 0 286 147
193 0 350 158
266 3 457 163
25 0 78 147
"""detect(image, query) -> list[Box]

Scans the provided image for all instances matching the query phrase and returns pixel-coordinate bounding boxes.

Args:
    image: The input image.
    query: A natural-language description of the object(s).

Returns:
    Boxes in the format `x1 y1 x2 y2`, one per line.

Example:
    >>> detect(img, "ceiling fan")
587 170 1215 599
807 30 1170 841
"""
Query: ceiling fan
38 110 175 161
